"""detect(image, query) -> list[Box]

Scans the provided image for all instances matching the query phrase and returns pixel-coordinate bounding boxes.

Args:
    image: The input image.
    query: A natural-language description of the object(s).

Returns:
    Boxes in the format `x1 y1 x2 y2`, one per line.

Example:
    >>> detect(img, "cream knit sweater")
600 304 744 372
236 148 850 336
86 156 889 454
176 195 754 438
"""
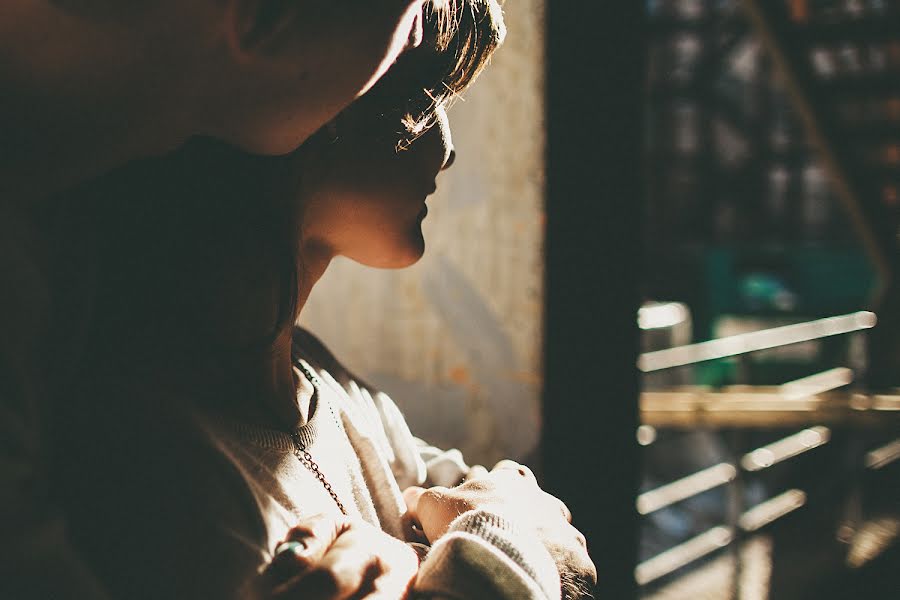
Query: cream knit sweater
190 327 562 599
61 328 560 599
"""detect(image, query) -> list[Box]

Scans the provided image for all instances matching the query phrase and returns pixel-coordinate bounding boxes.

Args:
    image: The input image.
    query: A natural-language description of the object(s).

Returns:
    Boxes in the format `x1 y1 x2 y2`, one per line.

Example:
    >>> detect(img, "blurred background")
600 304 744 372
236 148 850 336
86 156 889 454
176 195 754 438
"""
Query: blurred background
304 0 899 597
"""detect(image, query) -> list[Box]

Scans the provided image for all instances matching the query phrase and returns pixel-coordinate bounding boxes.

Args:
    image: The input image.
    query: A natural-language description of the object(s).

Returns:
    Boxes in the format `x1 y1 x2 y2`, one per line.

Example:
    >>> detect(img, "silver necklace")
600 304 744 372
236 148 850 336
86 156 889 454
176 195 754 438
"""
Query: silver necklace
291 360 348 516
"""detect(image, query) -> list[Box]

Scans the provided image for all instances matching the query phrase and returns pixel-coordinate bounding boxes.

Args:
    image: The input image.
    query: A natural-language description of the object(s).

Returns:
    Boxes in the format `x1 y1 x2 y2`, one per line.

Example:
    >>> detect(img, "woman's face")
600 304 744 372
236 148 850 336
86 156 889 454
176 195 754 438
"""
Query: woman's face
300 106 455 268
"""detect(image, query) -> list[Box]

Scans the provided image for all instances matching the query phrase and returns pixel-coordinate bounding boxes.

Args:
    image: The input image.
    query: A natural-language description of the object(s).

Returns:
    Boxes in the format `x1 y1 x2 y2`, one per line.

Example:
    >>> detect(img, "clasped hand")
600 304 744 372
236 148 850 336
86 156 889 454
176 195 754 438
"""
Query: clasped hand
257 514 419 600
256 460 596 599
404 460 597 594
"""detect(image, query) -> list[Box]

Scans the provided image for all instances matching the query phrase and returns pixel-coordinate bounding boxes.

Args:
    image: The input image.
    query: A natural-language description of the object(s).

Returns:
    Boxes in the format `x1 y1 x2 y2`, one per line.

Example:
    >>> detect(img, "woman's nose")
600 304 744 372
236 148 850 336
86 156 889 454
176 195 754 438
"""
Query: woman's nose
442 148 456 171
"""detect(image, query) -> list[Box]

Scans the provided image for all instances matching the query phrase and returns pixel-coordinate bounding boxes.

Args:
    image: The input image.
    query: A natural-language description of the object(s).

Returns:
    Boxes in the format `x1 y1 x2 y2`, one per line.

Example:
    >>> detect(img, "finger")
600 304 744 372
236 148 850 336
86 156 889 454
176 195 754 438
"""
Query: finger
402 486 427 513
402 486 433 543
492 460 537 483
269 524 417 600
557 498 573 523
464 465 489 481
290 526 382 600
266 514 348 581
365 541 419 600
575 529 588 550
267 546 312 585
410 486 454 542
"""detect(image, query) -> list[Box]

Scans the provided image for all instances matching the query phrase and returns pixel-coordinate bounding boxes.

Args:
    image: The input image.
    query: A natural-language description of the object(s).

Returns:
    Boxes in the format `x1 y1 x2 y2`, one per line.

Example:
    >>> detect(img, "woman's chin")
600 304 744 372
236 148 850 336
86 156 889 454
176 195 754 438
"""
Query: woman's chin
383 243 425 269
387 227 426 268
352 236 426 270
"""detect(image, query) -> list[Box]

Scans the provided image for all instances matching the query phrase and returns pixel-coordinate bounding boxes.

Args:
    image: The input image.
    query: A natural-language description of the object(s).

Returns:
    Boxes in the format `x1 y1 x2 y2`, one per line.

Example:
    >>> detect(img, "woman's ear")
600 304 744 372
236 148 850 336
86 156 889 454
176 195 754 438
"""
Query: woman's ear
223 0 301 61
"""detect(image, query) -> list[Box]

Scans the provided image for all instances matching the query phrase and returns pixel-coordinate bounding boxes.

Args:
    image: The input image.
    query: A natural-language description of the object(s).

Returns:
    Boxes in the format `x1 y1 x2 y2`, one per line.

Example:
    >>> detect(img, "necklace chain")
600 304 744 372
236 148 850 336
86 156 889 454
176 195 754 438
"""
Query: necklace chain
292 361 348 516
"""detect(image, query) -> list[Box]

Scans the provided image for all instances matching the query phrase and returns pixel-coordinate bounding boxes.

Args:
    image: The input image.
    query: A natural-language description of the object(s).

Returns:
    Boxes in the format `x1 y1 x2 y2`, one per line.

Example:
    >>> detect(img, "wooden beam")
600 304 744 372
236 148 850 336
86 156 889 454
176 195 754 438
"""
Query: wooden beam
543 3 646 598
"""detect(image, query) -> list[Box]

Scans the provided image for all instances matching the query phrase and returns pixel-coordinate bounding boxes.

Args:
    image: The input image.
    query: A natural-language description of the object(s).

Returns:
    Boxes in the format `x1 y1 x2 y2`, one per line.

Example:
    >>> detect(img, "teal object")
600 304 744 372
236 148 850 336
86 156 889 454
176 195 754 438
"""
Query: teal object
704 244 875 323
693 245 876 386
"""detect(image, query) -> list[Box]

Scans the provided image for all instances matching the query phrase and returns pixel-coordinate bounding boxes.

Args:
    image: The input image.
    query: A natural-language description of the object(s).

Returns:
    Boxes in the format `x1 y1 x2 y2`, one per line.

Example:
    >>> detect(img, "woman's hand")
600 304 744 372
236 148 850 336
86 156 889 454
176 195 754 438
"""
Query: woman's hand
403 461 597 595
258 514 419 600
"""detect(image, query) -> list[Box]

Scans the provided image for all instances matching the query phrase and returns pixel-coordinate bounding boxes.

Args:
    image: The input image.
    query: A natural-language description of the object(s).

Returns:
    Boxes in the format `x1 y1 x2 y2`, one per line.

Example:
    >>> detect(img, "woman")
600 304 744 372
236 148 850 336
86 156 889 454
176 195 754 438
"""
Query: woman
55 1 592 598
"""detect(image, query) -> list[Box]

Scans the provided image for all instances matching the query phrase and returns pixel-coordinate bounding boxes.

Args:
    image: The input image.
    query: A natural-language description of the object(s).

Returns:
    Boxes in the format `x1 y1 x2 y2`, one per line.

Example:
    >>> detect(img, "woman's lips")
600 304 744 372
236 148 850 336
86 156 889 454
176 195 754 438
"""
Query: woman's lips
419 181 436 219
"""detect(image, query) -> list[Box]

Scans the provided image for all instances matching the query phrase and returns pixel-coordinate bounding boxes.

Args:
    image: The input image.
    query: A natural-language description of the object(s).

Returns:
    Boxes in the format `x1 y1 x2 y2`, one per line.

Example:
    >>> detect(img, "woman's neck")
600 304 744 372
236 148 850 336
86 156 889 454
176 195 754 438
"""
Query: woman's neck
218 239 334 430
296 239 334 313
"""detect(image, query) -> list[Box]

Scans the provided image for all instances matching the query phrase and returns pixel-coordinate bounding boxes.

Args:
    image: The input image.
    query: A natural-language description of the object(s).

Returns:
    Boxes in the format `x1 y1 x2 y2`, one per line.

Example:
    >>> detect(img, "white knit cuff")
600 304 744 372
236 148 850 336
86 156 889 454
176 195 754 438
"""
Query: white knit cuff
423 509 561 599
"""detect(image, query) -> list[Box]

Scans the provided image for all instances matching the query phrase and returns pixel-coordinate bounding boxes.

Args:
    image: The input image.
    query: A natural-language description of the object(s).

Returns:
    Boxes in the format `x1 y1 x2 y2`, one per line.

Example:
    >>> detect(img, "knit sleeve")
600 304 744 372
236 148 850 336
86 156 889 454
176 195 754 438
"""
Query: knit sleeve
413 436 472 488
365 386 472 490
414 510 561 600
